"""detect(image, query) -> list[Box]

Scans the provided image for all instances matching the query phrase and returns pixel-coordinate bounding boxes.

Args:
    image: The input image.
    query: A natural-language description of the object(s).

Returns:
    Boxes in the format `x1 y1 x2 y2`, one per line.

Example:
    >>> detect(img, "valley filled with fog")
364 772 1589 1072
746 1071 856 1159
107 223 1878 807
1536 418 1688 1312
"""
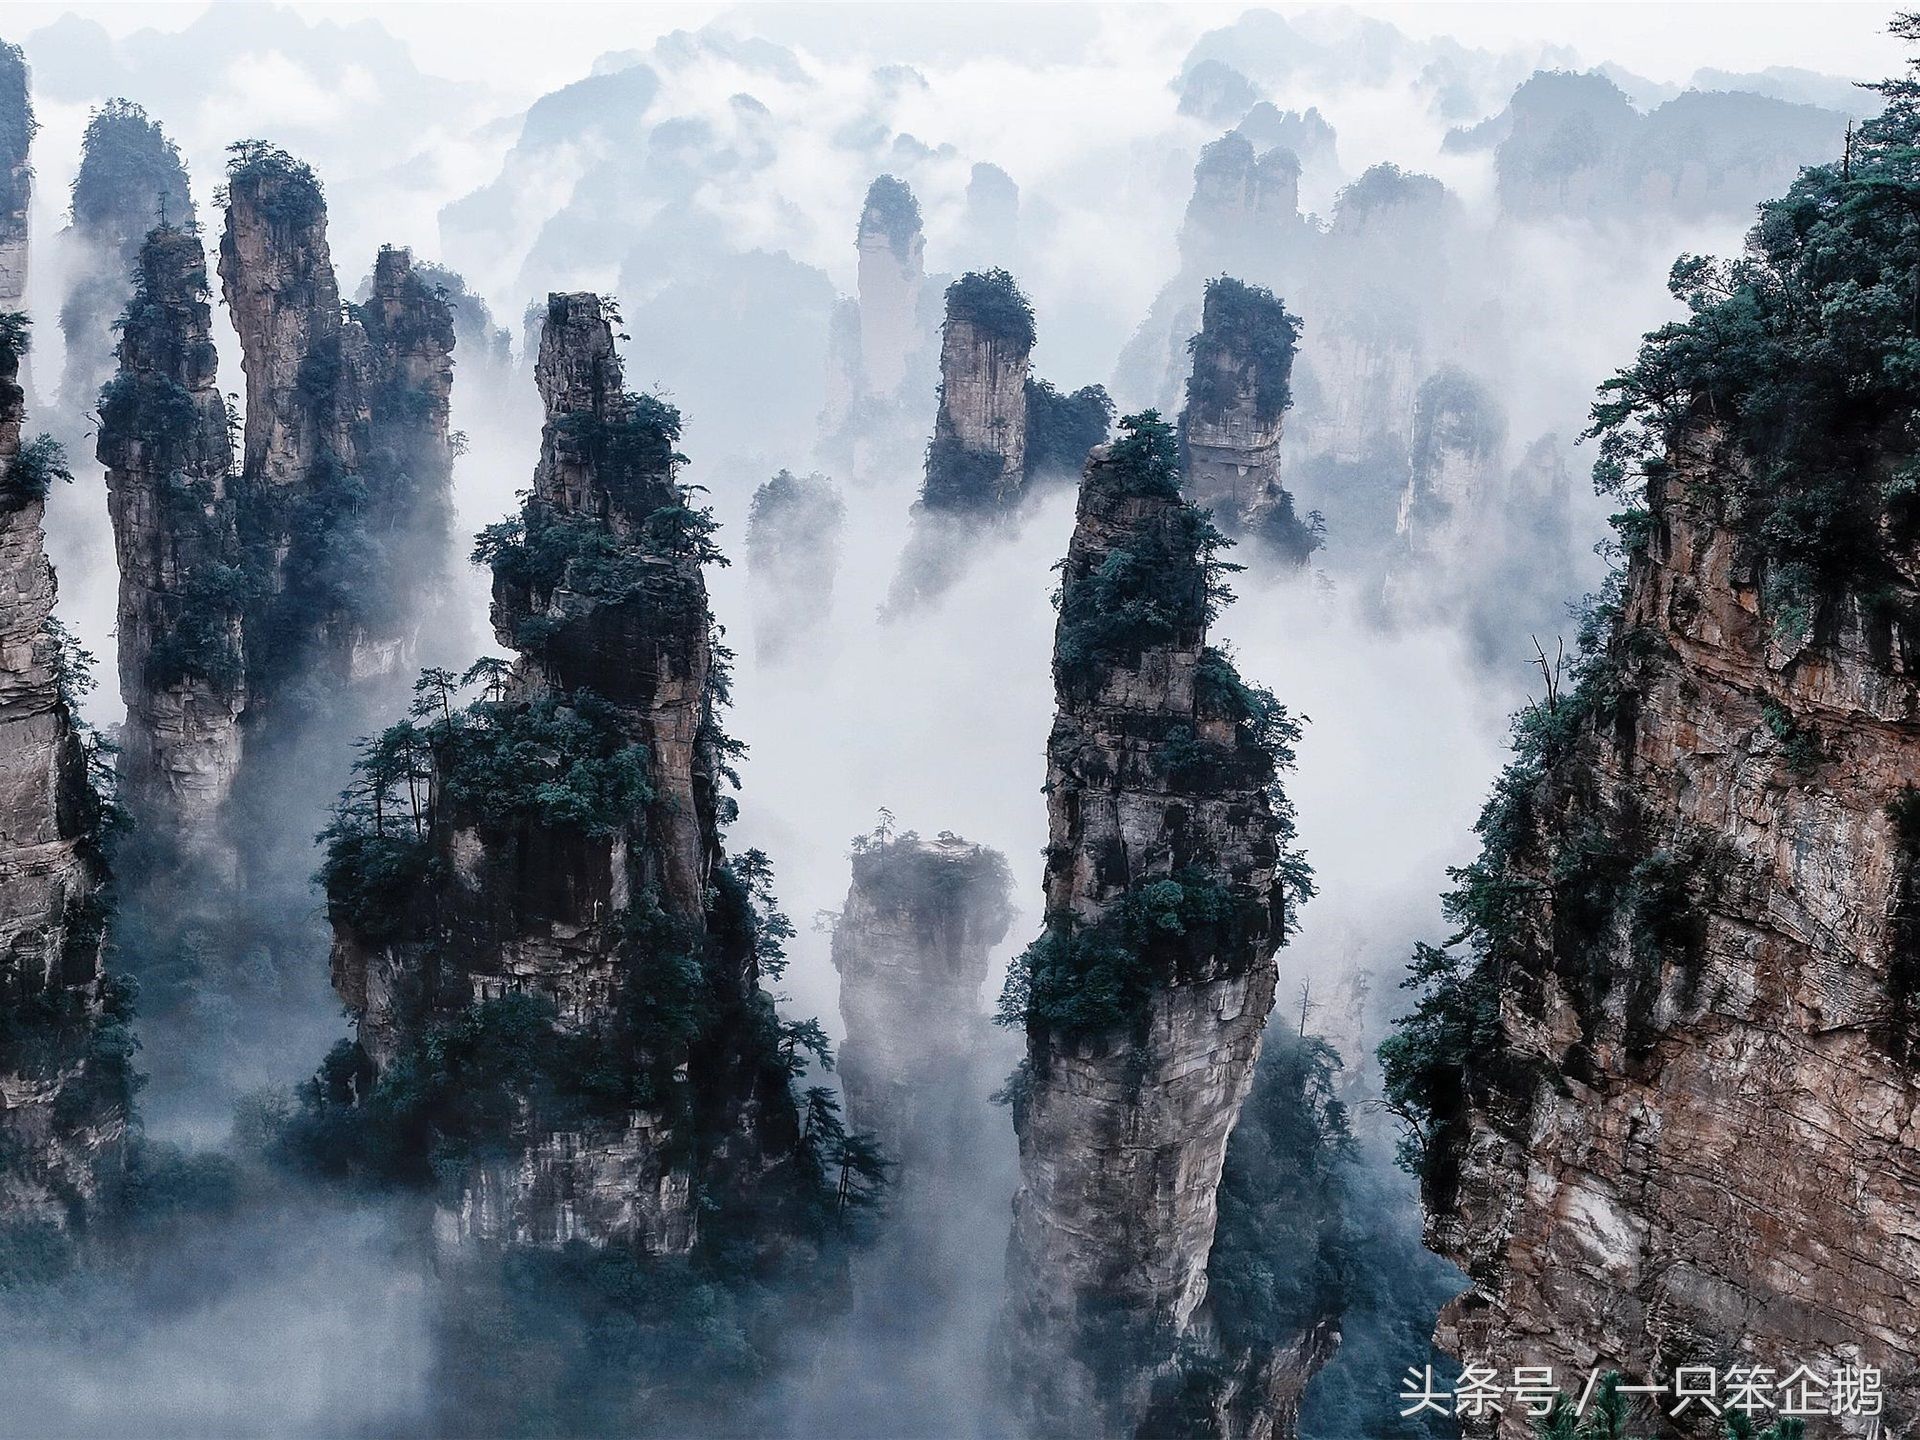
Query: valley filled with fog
0 5 1896 1436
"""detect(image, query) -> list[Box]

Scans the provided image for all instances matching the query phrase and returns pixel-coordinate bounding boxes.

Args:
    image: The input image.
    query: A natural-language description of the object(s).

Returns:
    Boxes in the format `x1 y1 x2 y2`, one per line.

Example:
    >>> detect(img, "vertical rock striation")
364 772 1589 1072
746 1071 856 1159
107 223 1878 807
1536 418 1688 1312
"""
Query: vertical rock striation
855 175 925 399
0 316 129 1238
0 44 29 316
1002 414 1315 1436
923 268 1034 512
58 101 194 419
1179 276 1319 566
98 224 243 834
1387 100 1920 1430
889 269 1113 613
219 142 367 687
1405 422 1920 1431
357 245 456 651
831 828 1013 1174
326 293 796 1253
218 145 454 696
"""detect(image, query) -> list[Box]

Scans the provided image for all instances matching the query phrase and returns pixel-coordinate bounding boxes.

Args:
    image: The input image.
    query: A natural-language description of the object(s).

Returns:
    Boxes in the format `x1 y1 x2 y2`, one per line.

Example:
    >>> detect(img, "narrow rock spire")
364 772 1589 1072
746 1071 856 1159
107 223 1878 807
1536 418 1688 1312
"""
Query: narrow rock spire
326 294 800 1252
855 175 926 398
1002 413 1313 1436
99 224 243 834
59 100 193 417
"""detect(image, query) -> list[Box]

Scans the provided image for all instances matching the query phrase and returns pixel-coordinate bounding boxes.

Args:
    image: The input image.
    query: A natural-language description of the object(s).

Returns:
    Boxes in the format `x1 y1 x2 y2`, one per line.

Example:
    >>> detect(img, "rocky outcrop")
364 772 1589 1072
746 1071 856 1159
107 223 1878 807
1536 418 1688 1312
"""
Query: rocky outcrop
831 828 1013 1173
1002 414 1315 1437
58 101 193 418
0 317 128 1238
855 175 925 399
1274 164 1468 568
98 224 243 835
328 293 794 1253
357 245 456 648
745 468 844 663
1179 133 1300 277
1180 276 1319 565
821 296 861 433
408 260 510 384
1114 132 1308 417
219 142 368 687
0 44 28 315
1291 163 1456 473
1236 105 1340 197
924 268 1034 511
1456 70 1844 224
889 270 1110 613
220 145 354 505
1176 60 1262 126
1392 365 1507 568
219 145 454 694
1414 416 1920 1432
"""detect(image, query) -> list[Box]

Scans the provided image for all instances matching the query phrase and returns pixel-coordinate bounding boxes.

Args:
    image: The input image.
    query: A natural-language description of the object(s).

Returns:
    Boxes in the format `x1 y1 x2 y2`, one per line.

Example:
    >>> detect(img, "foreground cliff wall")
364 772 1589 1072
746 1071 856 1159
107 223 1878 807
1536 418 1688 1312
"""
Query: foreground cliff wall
1001 414 1320 1437
0 316 128 1239
1387 91 1920 1434
1411 426 1920 1433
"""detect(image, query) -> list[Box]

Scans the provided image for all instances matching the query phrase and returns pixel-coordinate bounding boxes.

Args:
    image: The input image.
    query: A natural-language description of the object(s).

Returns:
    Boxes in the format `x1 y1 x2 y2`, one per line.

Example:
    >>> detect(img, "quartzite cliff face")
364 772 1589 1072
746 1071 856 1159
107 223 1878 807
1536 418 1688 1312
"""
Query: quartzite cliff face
329 293 792 1253
832 829 1013 1174
357 244 456 642
890 270 1110 611
98 224 243 835
219 145 451 691
1422 423 1920 1432
1180 276 1321 565
1004 416 1313 1438
924 269 1034 512
0 321 127 1236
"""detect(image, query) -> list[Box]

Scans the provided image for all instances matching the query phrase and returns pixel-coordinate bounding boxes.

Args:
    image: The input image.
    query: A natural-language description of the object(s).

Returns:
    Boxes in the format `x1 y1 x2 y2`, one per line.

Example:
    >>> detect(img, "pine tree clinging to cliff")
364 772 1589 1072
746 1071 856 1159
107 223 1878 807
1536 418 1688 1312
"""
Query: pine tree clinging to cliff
1001 411 1323 1438
1383 17 1920 1422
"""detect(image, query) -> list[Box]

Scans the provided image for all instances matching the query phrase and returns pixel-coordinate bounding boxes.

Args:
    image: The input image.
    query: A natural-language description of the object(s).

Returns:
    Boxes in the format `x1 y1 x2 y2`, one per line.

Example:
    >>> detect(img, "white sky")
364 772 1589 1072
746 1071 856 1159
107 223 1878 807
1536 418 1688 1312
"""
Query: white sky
2 2 1908 107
